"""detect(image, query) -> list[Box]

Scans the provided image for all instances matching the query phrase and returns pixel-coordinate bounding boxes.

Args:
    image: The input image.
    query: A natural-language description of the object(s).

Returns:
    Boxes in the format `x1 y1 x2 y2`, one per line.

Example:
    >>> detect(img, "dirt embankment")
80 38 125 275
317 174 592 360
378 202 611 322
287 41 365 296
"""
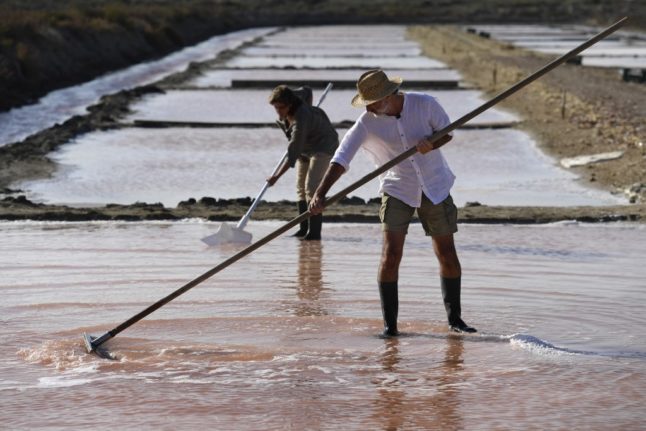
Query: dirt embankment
409 25 646 203
0 3 265 111
1 195 644 224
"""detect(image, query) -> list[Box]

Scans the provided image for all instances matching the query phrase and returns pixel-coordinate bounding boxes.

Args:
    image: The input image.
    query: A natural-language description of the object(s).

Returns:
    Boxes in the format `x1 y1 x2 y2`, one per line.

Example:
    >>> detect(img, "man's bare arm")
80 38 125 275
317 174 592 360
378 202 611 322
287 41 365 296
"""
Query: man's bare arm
417 133 453 154
309 162 346 214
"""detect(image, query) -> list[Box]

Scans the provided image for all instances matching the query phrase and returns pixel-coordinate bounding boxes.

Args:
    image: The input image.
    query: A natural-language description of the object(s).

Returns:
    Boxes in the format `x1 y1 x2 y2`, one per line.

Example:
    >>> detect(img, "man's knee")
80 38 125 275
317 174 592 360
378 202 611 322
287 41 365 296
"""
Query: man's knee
382 234 405 268
381 246 403 268
439 254 461 272
433 235 461 271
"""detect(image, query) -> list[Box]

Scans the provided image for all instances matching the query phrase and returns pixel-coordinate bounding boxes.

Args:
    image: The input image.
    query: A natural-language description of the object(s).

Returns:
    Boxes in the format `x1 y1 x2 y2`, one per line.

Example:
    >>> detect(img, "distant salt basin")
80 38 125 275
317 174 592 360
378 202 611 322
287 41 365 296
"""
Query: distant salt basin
126 89 519 125
17 127 622 207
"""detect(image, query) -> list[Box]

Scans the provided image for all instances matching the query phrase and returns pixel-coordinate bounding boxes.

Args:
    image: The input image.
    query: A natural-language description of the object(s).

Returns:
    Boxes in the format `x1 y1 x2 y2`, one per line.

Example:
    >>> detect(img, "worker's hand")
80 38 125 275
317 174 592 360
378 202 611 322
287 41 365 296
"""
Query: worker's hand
417 135 436 154
309 192 326 215
266 175 278 186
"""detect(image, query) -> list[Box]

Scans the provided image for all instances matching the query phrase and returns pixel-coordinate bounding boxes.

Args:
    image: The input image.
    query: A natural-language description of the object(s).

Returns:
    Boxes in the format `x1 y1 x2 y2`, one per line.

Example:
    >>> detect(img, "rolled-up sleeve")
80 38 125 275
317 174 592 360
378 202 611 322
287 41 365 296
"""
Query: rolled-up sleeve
427 96 452 137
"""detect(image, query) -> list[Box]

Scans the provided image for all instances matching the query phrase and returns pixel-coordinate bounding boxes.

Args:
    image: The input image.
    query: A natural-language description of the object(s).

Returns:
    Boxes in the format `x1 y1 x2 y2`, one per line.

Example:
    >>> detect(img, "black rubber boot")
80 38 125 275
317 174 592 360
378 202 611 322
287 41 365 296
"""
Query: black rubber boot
292 200 308 238
441 277 477 333
379 281 399 337
303 213 322 241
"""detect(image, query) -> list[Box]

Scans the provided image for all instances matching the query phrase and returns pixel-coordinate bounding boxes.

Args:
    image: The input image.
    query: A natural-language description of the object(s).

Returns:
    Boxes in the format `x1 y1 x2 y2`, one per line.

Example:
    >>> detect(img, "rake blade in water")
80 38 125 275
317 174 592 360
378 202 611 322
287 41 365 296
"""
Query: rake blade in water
82 333 116 360
201 222 253 246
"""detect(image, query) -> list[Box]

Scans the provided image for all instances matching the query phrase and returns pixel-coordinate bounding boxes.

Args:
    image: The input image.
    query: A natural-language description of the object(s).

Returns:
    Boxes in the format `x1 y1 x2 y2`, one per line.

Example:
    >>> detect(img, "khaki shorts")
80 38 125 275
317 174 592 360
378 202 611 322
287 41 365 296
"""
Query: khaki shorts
379 193 458 237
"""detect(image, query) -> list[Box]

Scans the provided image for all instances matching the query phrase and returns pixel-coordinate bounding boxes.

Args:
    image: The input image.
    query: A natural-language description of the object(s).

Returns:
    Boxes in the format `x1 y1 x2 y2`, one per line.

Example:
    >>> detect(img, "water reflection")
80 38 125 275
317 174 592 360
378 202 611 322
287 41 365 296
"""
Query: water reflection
432 337 465 431
287 240 327 317
374 338 405 431
4 222 646 429
373 336 465 430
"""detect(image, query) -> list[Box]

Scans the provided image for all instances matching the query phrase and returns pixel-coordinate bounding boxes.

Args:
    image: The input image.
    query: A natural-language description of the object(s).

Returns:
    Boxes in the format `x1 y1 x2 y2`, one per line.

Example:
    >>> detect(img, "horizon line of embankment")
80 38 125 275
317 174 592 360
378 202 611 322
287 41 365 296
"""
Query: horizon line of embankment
0 195 644 224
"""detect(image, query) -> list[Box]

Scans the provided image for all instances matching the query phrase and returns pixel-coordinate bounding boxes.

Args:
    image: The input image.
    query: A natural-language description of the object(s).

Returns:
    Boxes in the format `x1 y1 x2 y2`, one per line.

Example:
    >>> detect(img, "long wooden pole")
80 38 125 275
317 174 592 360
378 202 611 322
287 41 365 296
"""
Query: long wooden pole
84 17 627 354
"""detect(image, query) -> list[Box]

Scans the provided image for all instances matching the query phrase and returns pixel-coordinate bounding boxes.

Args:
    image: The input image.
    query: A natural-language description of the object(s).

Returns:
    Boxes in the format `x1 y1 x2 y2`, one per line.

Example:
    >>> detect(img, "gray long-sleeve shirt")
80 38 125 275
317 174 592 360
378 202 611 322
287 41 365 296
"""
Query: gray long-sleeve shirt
278 104 339 167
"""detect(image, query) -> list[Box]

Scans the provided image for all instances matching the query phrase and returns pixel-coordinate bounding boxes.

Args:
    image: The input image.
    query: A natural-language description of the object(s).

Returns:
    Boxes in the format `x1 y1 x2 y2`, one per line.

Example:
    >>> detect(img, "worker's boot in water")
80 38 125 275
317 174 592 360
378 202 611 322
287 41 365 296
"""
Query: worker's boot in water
441 277 477 333
303 213 322 241
379 281 399 337
292 200 308 238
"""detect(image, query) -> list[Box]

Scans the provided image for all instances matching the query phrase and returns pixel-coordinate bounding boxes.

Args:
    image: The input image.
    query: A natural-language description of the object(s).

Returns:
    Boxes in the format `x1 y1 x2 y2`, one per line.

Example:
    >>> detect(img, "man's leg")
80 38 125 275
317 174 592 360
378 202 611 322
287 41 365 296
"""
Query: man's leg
431 233 461 279
379 230 406 282
293 158 309 237
378 194 414 337
419 195 476 333
378 230 406 336
432 234 476 333
303 153 332 241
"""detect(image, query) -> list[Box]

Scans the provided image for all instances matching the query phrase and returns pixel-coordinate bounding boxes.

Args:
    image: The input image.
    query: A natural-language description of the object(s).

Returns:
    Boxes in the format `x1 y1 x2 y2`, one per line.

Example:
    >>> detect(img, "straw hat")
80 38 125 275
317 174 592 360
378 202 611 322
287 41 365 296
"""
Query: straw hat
351 69 403 107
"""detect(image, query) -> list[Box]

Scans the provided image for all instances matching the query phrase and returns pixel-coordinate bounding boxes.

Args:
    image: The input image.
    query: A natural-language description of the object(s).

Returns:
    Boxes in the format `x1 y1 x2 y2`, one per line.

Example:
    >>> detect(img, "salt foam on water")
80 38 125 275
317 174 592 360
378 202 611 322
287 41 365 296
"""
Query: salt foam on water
508 334 577 357
37 375 94 388
18 339 98 371
506 334 646 359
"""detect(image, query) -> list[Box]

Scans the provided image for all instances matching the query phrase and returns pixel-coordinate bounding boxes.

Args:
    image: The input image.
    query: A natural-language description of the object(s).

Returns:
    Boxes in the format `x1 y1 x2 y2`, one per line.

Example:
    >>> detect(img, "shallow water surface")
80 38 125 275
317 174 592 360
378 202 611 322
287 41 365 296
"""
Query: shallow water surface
257 41 422 49
582 56 646 68
126 89 519 125
467 24 646 69
261 24 413 42
531 45 646 55
224 56 447 69
16 128 621 207
240 46 423 57
1 221 645 429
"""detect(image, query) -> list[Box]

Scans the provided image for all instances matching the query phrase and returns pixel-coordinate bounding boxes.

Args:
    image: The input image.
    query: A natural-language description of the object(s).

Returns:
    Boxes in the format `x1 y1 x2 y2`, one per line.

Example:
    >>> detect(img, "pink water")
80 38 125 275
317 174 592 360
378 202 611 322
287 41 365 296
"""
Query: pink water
3 22 645 429
2 221 645 429
20 127 621 207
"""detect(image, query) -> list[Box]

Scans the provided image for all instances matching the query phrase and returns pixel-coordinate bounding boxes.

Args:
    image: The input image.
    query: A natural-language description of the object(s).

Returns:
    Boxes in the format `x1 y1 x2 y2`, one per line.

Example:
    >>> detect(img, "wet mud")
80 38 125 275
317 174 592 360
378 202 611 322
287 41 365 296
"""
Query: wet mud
1 195 644 223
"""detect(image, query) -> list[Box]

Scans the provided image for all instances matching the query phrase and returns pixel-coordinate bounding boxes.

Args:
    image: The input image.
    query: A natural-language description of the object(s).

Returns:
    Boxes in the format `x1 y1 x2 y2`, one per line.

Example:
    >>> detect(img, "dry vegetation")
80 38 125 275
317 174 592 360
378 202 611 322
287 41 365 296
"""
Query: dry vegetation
0 0 241 109
0 0 643 111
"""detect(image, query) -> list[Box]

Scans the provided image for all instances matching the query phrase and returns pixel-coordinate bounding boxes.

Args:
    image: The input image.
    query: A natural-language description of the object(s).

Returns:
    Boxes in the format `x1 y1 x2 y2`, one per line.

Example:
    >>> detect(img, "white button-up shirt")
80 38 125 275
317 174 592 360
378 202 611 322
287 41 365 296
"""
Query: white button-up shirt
331 92 455 207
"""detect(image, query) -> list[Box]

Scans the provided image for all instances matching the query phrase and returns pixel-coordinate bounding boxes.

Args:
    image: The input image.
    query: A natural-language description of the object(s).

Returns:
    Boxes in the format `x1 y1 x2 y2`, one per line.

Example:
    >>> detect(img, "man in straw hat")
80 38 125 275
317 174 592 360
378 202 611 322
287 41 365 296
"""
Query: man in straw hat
309 69 476 336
